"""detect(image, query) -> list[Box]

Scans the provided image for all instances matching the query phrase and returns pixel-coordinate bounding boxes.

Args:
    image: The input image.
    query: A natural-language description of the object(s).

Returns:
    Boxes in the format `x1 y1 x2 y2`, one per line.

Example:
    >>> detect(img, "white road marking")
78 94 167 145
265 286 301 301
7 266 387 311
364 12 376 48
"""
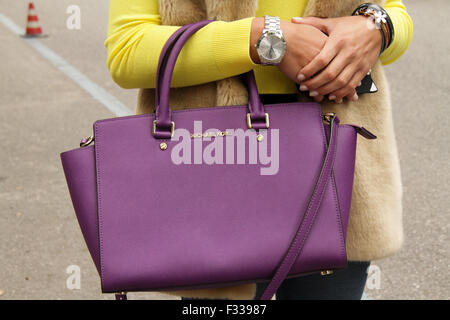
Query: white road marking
0 12 132 117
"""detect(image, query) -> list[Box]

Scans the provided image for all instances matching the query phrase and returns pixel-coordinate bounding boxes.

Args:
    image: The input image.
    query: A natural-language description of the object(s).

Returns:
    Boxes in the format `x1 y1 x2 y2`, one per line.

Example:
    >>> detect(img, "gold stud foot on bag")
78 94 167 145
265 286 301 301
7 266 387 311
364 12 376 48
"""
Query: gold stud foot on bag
320 270 334 276
115 291 128 300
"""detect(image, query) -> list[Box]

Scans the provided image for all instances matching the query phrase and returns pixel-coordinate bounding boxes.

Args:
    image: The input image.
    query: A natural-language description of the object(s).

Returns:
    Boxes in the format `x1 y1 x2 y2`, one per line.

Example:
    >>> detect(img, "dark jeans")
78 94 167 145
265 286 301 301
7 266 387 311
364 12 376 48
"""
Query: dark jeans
181 261 370 301
259 93 299 104
254 261 370 300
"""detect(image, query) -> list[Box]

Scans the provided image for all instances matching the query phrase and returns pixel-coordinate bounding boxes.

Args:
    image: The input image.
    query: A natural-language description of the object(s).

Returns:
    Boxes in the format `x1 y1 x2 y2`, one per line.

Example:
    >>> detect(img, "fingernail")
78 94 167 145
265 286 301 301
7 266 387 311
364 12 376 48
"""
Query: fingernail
329 95 336 100
299 85 308 91
297 74 305 81
358 82 362 86
350 93 359 101
336 99 343 104
309 91 319 97
292 17 303 21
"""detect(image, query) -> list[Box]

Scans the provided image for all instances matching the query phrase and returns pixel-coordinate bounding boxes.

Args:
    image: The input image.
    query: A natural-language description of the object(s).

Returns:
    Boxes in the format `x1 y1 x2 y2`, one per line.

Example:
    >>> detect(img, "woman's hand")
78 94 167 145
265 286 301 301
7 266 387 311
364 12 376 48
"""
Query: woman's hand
250 17 328 102
291 16 382 103
276 21 328 87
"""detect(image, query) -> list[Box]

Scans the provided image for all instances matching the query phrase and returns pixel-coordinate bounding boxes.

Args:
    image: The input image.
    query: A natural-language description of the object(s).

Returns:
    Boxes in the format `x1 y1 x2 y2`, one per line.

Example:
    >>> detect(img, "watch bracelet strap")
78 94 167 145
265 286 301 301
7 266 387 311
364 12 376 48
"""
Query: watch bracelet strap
263 15 282 37
258 15 285 65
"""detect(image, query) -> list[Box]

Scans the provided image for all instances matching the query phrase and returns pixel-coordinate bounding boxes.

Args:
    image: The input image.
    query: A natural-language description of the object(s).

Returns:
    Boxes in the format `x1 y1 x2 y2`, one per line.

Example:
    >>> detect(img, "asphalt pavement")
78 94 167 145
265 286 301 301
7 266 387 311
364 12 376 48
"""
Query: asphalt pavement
0 0 448 300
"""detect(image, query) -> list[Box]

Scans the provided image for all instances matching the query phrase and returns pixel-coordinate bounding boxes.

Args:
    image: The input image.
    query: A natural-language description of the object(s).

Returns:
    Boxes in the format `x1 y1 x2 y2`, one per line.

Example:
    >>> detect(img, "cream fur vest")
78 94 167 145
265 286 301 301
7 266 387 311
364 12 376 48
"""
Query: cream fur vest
136 0 403 300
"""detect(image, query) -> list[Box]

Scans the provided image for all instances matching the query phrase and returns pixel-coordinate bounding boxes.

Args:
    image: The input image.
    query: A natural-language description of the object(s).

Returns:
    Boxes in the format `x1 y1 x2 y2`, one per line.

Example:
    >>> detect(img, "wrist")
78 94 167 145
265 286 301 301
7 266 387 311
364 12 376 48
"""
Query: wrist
370 20 384 55
352 3 394 56
355 15 384 55
252 16 287 66
250 17 264 64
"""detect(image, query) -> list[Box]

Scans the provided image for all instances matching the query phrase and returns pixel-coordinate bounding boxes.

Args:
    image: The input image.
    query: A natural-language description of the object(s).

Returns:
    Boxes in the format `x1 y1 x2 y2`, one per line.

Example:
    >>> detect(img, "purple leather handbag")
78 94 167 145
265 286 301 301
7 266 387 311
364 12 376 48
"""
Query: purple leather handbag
60 20 376 300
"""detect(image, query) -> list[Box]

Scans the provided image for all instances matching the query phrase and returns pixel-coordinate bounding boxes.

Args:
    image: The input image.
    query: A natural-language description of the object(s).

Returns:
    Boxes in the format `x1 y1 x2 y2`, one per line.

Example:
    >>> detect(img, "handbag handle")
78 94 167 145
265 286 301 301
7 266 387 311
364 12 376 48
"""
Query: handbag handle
154 23 195 114
153 20 268 139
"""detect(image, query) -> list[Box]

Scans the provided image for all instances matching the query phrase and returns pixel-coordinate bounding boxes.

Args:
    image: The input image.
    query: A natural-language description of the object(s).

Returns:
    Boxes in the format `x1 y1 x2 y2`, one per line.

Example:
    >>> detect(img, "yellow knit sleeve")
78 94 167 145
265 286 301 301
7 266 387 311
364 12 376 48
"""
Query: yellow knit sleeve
380 0 413 65
104 0 257 89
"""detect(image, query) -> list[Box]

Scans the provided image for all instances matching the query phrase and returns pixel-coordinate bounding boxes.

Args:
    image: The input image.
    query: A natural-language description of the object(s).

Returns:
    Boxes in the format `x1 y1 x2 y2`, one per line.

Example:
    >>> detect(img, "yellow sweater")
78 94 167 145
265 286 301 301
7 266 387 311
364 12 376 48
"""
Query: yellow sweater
105 0 413 94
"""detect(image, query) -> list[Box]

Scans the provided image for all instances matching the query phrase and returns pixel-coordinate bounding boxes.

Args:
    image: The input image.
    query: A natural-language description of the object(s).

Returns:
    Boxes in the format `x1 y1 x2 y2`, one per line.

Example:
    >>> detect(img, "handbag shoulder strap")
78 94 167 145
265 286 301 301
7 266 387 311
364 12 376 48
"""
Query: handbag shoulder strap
259 114 340 300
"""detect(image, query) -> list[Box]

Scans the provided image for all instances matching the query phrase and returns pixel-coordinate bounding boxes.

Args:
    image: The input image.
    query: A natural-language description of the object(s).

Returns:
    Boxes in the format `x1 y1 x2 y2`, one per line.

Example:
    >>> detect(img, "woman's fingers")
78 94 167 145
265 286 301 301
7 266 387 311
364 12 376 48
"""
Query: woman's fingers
343 71 367 101
297 38 339 82
329 70 366 102
297 84 324 102
299 52 353 95
291 17 330 34
316 62 358 97
313 94 325 102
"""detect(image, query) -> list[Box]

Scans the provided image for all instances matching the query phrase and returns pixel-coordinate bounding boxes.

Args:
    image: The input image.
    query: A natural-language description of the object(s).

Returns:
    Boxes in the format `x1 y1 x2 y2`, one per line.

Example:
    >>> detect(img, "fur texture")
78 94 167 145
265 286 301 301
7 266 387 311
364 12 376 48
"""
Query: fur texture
136 0 403 300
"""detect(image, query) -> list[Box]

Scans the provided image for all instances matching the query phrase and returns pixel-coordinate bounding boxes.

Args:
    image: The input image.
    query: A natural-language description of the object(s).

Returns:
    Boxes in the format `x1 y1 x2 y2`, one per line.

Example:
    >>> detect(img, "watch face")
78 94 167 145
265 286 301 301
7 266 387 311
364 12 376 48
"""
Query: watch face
258 33 286 62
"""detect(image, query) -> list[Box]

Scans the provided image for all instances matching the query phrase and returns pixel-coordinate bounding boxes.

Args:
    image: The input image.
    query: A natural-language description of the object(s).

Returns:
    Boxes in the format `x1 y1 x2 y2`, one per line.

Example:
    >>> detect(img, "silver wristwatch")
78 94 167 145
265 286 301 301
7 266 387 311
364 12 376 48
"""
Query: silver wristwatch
255 15 287 65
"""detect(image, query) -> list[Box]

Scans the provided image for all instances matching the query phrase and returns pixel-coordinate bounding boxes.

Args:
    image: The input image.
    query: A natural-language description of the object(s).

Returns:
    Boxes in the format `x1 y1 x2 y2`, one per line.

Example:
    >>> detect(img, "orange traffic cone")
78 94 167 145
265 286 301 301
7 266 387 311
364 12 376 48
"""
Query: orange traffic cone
23 2 47 37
